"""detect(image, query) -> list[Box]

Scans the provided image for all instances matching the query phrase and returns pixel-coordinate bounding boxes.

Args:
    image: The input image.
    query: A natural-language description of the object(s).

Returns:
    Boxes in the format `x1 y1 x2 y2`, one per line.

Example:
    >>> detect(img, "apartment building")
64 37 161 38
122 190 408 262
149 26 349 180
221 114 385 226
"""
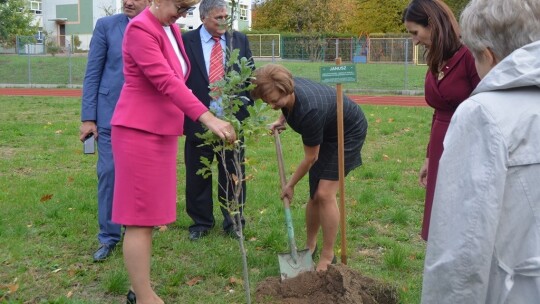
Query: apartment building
36 0 251 51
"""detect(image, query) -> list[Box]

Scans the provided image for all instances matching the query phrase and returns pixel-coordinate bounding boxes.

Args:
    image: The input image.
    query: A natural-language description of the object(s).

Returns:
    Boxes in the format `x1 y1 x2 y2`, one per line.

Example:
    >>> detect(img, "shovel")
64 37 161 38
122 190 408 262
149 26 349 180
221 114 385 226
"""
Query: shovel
274 129 314 280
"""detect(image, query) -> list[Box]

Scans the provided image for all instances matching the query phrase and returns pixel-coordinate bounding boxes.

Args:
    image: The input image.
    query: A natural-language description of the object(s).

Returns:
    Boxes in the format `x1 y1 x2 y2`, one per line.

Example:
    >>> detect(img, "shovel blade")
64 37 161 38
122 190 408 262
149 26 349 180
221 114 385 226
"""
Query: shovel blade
278 249 314 281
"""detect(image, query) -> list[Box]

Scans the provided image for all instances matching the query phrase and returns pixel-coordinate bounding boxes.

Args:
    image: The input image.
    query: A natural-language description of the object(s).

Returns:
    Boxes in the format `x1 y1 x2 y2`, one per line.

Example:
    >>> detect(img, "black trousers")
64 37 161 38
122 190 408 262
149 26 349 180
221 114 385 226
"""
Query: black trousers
184 138 246 233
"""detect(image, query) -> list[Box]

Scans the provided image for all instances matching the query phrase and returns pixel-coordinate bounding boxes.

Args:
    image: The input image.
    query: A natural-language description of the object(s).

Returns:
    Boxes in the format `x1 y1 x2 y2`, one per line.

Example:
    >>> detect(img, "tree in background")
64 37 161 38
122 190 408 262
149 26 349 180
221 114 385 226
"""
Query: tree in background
253 0 471 35
329 0 362 34
253 0 403 34
253 0 357 33
444 0 469 20
253 0 359 61
0 0 38 47
354 0 409 33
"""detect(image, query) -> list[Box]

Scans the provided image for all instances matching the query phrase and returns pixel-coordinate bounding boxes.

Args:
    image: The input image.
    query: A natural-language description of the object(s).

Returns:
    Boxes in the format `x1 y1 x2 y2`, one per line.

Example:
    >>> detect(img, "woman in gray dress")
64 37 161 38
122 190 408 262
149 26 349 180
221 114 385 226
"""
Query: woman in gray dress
252 64 368 271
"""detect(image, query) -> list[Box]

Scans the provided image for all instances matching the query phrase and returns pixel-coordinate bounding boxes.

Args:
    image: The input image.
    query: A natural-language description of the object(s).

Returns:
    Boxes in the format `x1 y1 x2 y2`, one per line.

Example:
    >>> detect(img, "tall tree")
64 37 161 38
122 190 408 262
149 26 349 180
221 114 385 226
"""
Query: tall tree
444 0 470 20
252 0 358 34
354 0 409 34
0 0 38 47
328 0 360 34
253 0 412 34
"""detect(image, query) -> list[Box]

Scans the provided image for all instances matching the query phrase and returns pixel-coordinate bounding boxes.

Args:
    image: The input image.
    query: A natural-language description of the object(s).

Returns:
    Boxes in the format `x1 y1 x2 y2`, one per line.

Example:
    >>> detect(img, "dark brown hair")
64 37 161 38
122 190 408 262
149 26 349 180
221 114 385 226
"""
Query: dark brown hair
403 0 461 75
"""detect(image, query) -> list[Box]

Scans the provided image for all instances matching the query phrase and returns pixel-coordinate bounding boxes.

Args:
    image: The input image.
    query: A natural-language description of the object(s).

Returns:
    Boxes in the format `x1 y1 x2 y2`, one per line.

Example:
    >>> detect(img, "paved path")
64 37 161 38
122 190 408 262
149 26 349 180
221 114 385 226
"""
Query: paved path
0 88 427 107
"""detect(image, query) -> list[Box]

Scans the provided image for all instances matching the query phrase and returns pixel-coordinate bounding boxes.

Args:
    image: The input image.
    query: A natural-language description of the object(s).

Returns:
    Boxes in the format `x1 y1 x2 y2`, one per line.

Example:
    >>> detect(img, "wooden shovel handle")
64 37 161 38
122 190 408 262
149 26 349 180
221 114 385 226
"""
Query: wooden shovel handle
274 129 289 202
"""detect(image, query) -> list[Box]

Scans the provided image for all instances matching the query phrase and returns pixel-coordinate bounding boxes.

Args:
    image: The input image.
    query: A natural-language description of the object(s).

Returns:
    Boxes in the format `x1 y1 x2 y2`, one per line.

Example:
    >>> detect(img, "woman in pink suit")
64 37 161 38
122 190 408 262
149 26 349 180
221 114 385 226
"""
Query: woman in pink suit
402 0 480 241
110 0 236 302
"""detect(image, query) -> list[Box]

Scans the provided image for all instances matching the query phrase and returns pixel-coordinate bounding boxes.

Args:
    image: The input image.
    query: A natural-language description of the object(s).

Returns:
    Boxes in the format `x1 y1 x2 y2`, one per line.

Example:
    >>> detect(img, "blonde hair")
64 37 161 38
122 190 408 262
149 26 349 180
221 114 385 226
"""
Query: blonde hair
182 0 201 6
251 64 295 100
157 0 200 8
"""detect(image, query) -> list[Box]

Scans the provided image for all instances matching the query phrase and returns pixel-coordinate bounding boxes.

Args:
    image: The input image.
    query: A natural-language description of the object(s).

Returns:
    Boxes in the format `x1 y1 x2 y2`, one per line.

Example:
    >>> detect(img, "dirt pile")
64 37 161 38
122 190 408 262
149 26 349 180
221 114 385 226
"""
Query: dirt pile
255 264 398 304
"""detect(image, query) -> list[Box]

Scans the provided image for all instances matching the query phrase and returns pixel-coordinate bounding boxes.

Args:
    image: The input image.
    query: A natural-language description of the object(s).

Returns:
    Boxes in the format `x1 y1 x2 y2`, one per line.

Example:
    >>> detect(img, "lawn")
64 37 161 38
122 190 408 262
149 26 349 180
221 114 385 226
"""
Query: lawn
0 96 431 303
0 54 427 94
0 54 88 87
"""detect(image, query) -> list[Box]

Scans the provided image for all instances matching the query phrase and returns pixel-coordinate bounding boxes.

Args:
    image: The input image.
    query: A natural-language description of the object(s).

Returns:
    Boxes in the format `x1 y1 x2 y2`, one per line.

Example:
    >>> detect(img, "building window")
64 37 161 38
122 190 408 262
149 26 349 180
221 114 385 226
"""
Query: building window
239 4 248 21
30 0 42 14
35 29 44 44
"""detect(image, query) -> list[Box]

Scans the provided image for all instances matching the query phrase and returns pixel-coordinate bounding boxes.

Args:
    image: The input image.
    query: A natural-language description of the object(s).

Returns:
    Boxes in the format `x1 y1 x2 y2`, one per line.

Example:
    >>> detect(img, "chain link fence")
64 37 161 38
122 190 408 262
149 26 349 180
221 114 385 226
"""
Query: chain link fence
245 34 427 94
247 34 281 58
0 34 429 94
247 34 427 64
1 35 87 87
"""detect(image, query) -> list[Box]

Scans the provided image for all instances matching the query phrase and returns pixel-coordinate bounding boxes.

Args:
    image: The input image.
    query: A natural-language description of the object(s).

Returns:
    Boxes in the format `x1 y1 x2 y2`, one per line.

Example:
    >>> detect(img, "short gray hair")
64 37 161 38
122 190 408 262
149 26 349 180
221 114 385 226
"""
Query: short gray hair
460 0 540 61
199 0 227 19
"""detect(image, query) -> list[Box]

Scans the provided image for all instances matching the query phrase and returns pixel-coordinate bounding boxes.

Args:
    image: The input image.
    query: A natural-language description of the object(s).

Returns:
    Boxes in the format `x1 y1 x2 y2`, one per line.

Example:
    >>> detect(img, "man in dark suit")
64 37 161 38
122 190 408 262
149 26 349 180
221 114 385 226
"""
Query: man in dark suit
182 0 254 240
79 0 150 261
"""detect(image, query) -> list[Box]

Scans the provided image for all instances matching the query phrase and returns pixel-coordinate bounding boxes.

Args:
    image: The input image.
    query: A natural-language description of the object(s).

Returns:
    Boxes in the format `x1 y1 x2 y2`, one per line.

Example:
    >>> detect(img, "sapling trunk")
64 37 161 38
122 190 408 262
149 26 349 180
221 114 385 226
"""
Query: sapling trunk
197 2 271 302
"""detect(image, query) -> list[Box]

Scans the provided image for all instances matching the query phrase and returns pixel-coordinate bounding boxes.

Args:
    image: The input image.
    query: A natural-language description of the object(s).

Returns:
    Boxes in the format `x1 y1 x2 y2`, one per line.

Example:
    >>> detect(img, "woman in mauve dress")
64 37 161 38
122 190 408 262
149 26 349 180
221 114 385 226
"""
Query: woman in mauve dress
402 0 480 241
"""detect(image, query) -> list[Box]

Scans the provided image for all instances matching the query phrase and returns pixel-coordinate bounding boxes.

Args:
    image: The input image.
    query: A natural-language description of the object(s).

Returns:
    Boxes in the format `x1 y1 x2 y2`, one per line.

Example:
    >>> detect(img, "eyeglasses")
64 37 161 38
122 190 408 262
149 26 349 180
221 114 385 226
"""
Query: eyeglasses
211 15 228 21
175 5 195 15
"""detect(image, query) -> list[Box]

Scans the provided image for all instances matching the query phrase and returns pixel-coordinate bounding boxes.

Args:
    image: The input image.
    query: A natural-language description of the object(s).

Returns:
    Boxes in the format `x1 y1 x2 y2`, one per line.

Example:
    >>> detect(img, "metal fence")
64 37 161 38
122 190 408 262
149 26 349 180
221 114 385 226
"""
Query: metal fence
0 35 86 56
246 34 427 64
246 34 281 58
0 34 428 94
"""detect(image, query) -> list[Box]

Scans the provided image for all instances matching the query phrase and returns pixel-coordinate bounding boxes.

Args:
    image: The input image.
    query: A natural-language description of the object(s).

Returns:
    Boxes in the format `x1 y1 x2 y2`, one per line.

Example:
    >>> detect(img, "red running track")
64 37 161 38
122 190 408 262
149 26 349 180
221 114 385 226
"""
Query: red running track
0 88 83 97
0 88 427 107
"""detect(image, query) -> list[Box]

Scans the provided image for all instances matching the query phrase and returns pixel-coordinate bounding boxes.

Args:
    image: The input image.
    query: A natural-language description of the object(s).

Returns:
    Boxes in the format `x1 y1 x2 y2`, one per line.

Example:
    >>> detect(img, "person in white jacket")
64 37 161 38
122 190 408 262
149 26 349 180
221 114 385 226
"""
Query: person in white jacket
421 0 540 303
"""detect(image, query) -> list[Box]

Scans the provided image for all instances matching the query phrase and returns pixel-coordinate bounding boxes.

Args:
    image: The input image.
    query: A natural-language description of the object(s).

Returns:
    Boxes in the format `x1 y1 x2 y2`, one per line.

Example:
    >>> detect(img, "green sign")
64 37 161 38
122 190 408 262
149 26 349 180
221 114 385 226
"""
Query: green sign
320 65 357 84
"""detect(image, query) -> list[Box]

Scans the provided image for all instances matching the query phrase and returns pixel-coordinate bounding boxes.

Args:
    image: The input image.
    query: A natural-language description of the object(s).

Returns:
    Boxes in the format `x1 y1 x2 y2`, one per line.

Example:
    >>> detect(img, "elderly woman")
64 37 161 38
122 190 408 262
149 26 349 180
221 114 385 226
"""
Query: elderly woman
421 0 540 302
251 64 368 271
110 0 236 302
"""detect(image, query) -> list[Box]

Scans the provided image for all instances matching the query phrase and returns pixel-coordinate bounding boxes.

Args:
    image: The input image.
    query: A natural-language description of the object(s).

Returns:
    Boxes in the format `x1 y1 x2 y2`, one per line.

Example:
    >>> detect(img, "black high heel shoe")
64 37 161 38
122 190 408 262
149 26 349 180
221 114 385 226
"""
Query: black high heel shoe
126 289 136 304
311 244 336 265
309 244 318 260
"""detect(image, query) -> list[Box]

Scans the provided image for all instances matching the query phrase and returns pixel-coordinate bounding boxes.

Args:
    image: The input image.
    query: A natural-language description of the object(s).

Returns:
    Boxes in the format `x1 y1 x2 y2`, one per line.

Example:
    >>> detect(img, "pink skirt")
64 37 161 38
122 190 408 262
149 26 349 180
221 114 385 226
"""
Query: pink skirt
111 126 178 226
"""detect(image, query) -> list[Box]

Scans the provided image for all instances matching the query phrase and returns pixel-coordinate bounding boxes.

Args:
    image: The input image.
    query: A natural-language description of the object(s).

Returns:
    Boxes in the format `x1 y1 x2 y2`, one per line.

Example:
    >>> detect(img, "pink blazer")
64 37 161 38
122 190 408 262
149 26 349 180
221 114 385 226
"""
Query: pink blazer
111 8 208 135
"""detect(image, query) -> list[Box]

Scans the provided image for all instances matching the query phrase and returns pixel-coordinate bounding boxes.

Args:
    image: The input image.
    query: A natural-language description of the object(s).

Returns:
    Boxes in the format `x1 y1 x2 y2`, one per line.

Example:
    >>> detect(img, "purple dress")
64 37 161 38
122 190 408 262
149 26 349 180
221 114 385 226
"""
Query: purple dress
421 46 480 241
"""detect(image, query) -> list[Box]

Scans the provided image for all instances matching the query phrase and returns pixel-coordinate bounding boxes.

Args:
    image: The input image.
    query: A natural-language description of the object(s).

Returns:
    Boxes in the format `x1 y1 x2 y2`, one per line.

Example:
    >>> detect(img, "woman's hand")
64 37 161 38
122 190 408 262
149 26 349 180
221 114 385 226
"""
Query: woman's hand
198 111 236 144
418 158 429 187
268 115 286 134
281 183 294 204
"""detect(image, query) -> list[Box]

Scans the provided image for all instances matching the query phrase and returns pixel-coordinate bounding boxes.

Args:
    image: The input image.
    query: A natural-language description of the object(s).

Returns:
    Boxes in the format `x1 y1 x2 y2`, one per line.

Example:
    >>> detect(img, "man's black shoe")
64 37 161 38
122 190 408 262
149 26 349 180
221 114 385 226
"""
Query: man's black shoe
225 228 244 240
93 244 115 262
188 230 209 241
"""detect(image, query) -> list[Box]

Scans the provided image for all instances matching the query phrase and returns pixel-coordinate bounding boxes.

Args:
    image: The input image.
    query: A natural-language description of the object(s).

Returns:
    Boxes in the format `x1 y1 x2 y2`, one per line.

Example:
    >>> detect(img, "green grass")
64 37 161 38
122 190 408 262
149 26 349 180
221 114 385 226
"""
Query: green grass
272 61 426 92
0 54 88 86
0 96 432 303
0 54 427 93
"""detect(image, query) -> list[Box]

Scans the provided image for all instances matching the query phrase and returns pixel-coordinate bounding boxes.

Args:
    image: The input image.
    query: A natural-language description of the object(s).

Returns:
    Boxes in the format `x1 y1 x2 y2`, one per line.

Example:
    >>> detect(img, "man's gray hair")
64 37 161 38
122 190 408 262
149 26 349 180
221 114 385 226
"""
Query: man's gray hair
199 0 228 19
460 0 540 61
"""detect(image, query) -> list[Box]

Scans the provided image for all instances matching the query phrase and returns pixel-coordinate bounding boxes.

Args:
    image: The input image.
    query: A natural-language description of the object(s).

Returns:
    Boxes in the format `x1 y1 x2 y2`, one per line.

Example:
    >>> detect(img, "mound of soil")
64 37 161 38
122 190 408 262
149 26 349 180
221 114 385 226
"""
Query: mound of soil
255 264 398 304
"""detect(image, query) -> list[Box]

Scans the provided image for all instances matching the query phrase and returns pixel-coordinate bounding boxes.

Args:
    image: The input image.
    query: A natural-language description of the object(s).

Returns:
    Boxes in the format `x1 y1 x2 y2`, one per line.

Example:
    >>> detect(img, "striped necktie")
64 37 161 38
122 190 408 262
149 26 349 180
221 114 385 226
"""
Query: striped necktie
209 36 224 98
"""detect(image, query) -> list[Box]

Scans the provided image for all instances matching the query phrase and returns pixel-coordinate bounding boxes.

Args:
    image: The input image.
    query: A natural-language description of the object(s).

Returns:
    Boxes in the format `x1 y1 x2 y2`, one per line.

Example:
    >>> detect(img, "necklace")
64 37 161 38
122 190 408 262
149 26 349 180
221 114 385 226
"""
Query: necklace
437 71 444 80
437 64 449 81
